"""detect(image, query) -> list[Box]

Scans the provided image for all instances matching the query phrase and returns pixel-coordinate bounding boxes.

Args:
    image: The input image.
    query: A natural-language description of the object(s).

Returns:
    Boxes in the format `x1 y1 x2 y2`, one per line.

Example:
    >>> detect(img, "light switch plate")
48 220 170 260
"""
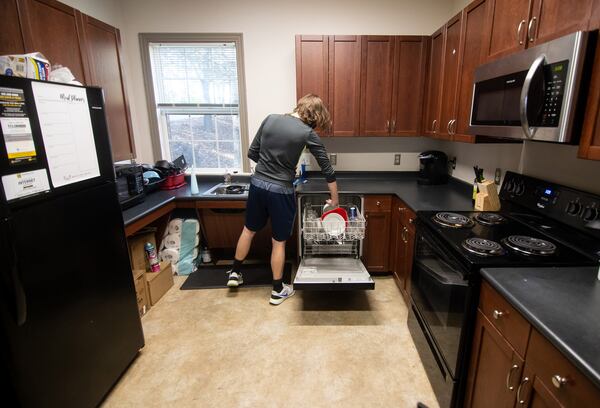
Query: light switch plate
394 154 401 165
330 153 337 166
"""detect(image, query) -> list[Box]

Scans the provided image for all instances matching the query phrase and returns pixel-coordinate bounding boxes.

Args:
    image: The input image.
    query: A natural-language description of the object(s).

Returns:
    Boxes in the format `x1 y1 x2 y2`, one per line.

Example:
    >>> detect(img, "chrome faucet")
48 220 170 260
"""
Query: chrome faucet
224 171 232 184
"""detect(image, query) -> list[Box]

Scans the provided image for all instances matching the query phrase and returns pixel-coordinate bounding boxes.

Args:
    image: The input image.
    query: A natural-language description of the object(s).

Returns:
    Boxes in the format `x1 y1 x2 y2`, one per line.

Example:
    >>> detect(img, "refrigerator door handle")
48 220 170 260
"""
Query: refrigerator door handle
6 218 27 326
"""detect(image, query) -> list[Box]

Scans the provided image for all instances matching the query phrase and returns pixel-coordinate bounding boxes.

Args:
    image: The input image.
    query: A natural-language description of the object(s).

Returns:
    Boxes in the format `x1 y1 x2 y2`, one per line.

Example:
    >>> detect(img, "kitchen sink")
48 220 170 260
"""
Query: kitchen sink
204 183 250 196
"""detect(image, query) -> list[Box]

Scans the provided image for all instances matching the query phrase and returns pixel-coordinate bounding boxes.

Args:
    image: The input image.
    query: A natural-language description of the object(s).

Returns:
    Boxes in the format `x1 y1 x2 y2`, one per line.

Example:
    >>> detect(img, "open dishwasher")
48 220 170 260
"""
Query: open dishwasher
293 194 374 290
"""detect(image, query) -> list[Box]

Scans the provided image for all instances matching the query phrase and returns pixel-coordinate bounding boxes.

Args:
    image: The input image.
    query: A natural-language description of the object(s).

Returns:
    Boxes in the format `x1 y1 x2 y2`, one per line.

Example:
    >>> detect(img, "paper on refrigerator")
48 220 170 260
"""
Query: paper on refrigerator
31 82 100 187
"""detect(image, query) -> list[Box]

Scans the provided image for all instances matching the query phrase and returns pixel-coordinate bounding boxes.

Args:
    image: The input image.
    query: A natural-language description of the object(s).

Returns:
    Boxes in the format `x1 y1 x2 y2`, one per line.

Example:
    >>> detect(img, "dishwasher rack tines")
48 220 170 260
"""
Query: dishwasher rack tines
301 204 366 258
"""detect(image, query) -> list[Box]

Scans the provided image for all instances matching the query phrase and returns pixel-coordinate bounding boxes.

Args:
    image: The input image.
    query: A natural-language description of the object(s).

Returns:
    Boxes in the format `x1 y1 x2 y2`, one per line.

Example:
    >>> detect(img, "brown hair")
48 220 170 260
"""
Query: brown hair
293 94 331 131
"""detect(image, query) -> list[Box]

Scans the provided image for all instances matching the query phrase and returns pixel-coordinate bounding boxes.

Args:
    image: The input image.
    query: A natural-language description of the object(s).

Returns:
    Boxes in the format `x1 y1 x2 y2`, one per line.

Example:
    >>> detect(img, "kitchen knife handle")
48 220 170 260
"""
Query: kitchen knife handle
5 218 27 326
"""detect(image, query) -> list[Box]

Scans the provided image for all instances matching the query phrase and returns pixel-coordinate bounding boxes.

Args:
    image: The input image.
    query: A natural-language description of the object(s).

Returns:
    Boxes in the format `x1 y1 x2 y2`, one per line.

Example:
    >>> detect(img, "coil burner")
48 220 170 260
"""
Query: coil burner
433 212 474 228
502 235 557 256
461 237 505 257
475 212 507 226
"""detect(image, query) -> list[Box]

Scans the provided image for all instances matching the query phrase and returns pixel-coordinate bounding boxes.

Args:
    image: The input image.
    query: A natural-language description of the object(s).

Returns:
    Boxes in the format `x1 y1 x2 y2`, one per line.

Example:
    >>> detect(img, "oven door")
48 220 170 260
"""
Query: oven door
410 227 470 379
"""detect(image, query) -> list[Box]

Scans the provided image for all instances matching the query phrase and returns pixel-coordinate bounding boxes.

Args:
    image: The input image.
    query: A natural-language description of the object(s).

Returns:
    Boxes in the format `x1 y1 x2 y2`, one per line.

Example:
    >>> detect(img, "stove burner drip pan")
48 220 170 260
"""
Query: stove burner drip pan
462 237 505 256
433 212 474 228
475 212 507 226
502 235 557 256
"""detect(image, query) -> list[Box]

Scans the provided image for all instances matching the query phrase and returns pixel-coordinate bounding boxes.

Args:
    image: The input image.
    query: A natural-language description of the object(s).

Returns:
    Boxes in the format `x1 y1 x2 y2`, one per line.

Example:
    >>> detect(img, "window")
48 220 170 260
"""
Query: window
141 34 248 172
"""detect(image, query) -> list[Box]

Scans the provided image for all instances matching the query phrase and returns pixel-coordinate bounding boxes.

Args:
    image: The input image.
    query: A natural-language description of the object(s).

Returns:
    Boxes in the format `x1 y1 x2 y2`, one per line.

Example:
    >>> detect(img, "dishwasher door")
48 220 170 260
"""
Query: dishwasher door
294 194 374 290
294 257 374 290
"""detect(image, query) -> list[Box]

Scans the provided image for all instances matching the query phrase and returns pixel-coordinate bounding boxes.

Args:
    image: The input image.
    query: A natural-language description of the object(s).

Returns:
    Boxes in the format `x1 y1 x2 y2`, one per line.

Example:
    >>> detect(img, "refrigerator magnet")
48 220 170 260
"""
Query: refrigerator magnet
0 87 37 165
2 168 50 201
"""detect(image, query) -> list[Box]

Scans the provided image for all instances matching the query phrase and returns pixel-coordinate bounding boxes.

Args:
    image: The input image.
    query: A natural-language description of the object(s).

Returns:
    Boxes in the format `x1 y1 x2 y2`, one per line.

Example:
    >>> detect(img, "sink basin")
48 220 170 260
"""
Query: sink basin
204 183 250 196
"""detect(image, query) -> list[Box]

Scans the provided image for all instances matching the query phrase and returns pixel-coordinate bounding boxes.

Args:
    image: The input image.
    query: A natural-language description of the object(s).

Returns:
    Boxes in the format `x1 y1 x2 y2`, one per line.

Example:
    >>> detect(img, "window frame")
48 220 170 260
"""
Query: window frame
139 33 250 173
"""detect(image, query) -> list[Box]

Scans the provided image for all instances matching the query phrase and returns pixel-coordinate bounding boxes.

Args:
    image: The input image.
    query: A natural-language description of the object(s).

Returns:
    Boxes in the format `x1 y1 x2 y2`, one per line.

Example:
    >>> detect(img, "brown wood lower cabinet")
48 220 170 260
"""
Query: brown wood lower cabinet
465 310 524 407
466 281 600 408
390 197 416 301
362 195 391 272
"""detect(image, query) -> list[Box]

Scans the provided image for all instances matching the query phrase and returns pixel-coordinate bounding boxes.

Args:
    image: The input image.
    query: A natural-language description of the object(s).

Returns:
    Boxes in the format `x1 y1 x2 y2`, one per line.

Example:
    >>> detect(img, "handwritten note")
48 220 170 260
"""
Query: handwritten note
31 82 100 188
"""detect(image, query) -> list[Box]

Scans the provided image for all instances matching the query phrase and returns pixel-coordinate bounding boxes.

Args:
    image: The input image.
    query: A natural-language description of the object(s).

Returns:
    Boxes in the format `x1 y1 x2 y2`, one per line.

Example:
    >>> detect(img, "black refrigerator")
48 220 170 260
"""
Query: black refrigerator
0 76 144 407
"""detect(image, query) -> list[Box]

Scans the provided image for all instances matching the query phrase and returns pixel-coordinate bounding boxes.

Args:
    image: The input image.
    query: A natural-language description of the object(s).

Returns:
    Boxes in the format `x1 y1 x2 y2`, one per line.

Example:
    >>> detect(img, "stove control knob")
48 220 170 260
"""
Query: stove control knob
505 179 515 193
514 181 525 196
582 205 598 222
566 200 581 216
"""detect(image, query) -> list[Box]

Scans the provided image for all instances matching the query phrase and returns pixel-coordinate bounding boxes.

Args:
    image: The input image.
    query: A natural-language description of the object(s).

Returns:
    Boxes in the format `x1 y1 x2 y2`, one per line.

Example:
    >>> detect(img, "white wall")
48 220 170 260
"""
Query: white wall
59 0 123 28
115 0 459 163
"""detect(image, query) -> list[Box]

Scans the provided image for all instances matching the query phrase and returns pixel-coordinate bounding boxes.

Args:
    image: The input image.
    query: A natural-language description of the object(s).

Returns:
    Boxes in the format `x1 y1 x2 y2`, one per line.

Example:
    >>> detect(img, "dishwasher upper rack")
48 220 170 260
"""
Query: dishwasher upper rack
302 204 366 242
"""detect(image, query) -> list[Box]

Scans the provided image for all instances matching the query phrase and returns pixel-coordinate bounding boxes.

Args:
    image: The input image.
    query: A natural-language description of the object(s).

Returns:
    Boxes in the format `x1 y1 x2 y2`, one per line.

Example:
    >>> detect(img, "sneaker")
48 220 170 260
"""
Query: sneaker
269 283 295 305
227 270 243 287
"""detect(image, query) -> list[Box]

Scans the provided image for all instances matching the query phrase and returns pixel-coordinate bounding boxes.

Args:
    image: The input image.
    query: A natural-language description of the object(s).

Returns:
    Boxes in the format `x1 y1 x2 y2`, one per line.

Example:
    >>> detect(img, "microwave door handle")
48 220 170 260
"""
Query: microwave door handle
520 54 546 139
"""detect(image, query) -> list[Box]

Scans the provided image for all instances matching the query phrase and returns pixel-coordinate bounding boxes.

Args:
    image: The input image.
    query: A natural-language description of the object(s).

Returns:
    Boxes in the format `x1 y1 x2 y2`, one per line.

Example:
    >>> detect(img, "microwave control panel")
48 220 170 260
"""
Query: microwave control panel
540 60 569 127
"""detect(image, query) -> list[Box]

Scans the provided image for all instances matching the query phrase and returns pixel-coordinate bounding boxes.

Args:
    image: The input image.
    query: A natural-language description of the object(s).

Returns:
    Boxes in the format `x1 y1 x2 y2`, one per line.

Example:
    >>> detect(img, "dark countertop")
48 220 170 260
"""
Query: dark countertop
123 172 474 226
481 266 600 389
297 172 474 212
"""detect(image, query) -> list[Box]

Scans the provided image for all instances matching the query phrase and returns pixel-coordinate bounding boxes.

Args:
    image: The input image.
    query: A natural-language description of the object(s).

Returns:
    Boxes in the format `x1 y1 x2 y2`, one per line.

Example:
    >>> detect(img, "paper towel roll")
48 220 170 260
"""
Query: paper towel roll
160 248 179 263
167 218 184 235
162 233 181 249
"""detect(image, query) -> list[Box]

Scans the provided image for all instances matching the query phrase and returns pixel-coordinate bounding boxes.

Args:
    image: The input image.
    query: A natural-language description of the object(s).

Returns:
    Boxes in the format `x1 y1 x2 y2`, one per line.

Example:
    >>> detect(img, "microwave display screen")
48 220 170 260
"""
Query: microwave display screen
471 60 569 128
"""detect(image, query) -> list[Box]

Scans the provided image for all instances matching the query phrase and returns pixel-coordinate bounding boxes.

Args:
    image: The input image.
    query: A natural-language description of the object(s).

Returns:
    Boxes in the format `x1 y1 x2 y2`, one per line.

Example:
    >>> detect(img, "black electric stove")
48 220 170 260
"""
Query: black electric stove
408 172 600 408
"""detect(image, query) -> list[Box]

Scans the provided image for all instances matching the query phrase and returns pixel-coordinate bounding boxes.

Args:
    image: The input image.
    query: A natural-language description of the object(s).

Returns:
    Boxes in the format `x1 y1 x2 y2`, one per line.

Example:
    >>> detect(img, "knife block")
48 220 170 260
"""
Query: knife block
475 180 501 211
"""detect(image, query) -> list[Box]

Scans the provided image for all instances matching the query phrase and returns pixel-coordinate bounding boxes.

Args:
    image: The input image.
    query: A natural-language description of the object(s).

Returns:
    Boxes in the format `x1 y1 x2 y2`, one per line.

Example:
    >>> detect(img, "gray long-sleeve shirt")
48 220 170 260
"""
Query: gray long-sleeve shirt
248 114 336 186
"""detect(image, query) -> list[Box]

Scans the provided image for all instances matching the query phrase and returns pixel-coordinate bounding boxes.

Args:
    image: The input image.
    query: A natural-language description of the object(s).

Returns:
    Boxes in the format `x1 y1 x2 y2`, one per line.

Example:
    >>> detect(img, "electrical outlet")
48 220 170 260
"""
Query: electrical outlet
495 168 502 185
330 153 337 166
394 154 401 165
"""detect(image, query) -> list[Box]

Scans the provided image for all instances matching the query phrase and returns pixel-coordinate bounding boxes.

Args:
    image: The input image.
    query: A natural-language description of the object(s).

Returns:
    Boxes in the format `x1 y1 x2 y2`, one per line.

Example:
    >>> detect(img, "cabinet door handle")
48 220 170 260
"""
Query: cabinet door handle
401 226 408 243
552 374 568 389
409 218 414 224
451 119 457 135
386 120 390 131
376 201 381 206
432 119 437 132
391 120 396 132
527 17 537 43
517 19 526 45
516 376 529 405
493 309 504 319
447 120 453 134
506 364 519 390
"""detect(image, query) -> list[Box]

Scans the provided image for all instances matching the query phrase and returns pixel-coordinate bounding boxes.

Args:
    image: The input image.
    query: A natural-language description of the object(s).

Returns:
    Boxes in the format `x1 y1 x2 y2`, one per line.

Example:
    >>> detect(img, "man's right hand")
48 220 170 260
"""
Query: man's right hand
326 198 339 208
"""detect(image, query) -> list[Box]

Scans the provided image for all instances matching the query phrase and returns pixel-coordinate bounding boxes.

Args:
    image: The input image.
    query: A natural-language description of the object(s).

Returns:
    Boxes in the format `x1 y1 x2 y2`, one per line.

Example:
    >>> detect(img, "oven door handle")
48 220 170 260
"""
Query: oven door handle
520 54 546 139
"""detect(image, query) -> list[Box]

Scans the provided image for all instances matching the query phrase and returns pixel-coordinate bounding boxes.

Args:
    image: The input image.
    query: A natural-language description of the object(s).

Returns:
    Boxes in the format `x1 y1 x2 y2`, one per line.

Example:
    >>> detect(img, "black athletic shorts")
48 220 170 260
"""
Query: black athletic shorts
245 178 296 242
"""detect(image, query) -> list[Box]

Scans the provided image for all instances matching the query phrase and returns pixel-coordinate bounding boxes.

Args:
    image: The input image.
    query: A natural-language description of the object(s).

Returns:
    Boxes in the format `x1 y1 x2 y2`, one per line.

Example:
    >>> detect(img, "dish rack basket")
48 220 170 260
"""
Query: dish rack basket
301 204 366 257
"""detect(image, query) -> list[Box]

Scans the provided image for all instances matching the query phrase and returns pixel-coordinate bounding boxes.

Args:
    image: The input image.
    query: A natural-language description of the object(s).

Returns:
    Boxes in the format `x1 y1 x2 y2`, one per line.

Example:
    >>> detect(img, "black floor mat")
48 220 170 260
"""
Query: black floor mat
180 263 292 290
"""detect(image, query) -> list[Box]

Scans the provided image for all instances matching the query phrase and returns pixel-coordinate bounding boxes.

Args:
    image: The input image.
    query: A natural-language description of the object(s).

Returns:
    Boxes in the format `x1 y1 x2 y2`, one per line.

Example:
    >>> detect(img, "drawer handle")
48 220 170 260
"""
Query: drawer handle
409 218 414 224
506 364 519 390
552 374 568 389
516 376 529 404
493 309 504 319
376 201 381 206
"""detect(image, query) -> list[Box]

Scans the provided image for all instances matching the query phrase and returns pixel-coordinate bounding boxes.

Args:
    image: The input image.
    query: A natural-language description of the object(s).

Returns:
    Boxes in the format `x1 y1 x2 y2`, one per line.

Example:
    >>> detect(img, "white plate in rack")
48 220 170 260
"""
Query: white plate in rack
322 212 346 236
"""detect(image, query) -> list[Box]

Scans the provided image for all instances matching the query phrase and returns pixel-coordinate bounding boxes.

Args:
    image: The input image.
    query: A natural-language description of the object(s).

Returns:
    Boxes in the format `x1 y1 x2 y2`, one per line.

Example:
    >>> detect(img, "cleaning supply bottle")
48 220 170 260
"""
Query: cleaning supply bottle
190 167 199 195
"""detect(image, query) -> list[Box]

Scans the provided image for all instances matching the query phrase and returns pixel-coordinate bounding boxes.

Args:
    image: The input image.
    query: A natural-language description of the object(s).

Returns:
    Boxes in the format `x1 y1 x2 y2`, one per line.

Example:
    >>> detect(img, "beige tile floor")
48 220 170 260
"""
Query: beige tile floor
102 275 439 408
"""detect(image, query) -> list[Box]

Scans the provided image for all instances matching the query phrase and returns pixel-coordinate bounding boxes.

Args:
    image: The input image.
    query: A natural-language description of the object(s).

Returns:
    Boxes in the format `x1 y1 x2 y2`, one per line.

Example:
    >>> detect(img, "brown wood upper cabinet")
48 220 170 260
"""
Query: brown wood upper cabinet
0 0 26 55
391 36 428 136
295 35 427 137
482 0 593 62
423 28 444 138
438 13 462 140
579 36 600 161
81 15 135 162
295 35 329 107
359 36 395 136
453 0 489 143
328 35 361 136
19 0 89 84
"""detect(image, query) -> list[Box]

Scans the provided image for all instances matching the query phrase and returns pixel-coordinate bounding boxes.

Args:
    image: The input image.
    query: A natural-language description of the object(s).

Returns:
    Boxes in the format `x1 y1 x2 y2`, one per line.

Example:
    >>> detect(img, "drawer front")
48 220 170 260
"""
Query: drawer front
294 257 374 290
479 281 531 357
364 195 392 212
526 329 600 407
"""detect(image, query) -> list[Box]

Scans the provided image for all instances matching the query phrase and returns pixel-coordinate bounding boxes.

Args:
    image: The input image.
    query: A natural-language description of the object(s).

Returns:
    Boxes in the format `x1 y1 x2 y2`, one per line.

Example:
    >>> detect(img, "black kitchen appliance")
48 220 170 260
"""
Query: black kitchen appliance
0 75 144 408
115 163 145 209
418 150 449 185
408 171 600 408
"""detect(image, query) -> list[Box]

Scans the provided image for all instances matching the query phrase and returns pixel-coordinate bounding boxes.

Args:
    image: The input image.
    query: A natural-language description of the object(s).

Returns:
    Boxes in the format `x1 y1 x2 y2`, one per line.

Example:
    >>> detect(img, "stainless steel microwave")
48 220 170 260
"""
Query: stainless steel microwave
469 31 589 143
